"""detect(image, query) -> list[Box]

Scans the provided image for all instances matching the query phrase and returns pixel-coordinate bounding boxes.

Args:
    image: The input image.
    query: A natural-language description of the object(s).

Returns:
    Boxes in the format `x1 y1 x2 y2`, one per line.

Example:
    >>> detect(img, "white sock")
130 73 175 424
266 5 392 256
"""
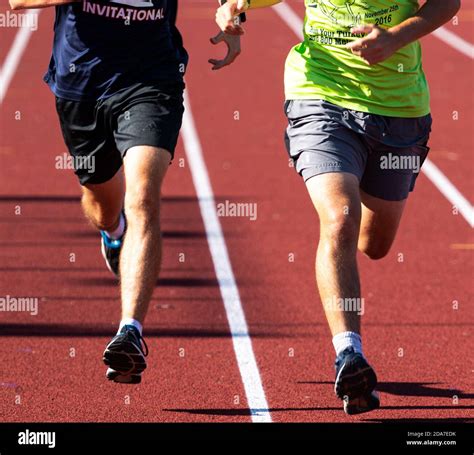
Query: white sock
332 331 363 356
118 318 143 336
105 213 125 240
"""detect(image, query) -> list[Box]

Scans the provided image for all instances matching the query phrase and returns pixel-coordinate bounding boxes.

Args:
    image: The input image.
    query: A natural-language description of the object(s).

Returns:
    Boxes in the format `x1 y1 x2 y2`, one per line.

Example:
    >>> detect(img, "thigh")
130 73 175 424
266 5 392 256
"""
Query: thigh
113 83 185 162
123 146 171 208
284 99 368 183
359 114 432 202
306 172 361 229
55 97 123 185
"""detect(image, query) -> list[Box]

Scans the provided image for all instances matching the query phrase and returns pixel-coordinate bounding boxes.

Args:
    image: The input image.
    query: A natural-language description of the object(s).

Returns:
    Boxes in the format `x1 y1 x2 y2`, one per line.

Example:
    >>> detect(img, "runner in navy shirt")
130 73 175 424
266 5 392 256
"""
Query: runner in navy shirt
45 0 188 100
48 0 241 384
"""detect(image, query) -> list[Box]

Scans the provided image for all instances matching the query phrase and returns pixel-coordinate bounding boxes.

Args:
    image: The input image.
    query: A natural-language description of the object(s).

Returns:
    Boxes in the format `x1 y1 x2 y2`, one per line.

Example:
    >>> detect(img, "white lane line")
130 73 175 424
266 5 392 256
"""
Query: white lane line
0 9 41 105
422 160 474 227
432 26 474 60
272 2 474 227
181 91 272 423
272 2 303 40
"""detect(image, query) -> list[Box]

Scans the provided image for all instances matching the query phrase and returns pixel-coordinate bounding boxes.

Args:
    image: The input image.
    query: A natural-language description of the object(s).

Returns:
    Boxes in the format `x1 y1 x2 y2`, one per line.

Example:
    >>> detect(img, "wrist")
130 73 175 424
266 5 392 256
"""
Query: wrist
387 16 428 50
219 0 249 15
219 0 249 10
386 26 408 52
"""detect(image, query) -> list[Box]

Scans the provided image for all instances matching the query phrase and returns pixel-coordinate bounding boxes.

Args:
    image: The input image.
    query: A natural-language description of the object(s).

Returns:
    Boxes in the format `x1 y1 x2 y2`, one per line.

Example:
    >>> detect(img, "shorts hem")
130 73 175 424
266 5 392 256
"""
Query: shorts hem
120 141 176 160
302 167 361 183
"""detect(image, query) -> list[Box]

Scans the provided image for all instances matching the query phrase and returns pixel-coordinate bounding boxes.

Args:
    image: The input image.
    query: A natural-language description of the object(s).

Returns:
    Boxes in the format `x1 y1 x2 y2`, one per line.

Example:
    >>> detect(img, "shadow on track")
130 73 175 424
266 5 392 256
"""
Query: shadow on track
298 381 474 400
0 322 290 339
162 407 474 421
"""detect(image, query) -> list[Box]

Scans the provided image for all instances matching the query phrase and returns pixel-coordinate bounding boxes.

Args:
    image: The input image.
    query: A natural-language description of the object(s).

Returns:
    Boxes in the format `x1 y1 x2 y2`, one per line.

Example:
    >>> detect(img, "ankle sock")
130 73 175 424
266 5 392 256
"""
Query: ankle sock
105 213 125 240
118 318 143 336
332 331 363 357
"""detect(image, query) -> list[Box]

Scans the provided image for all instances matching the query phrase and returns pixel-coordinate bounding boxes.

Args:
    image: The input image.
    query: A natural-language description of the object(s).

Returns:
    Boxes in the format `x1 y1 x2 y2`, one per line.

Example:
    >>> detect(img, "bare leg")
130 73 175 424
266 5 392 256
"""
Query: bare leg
306 172 362 336
358 190 406 260
81 170 125 232
120 146 171 324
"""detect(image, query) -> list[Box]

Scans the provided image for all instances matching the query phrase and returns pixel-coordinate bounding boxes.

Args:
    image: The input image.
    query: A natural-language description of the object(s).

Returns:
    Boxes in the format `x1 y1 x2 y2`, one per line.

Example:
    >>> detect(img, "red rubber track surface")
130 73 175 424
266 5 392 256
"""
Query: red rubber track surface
0 1 472 423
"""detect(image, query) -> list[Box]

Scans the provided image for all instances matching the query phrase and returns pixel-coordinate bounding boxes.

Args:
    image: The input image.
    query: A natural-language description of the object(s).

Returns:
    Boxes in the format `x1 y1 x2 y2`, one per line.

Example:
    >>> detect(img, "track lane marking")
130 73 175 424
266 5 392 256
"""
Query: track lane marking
181 91 272 422
0 9 40 104
272 2 474 228
432 27 474 59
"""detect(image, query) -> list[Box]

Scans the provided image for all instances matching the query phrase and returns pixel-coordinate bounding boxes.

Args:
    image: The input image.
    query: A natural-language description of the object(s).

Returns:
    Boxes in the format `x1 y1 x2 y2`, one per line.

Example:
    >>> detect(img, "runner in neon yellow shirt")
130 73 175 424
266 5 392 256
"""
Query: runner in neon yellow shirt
215 0 460 415
284 0 430 117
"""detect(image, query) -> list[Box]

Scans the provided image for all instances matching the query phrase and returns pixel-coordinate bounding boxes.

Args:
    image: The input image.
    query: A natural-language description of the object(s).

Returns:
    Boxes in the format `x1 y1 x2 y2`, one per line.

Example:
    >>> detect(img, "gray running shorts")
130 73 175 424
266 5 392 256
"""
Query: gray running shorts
284 99 432 201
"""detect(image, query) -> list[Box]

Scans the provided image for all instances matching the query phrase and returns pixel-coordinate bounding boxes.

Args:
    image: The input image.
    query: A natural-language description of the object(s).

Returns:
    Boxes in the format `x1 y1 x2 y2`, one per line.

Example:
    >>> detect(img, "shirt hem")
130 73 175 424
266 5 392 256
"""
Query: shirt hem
283 92 431 118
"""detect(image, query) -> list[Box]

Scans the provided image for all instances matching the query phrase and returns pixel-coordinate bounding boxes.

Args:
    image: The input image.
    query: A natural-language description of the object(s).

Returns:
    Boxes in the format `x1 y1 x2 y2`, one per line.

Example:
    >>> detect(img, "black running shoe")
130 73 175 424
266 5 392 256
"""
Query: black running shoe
103 325 148 384
100 212 126 277
334 347 380 415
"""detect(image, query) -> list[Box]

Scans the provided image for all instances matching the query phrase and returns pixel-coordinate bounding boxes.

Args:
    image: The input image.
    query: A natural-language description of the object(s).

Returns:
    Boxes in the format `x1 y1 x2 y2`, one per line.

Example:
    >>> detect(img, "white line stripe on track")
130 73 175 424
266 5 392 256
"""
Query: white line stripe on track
432 27 474 60
272 2 474 227
181 91 272 423
273 2 303 40
422 159 474 227
0 9 41 105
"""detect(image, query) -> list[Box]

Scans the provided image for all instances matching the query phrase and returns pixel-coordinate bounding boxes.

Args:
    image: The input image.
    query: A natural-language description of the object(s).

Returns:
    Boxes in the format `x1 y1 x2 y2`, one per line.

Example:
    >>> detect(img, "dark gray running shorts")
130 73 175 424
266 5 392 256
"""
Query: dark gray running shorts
284 99 432 201
56 81 185 185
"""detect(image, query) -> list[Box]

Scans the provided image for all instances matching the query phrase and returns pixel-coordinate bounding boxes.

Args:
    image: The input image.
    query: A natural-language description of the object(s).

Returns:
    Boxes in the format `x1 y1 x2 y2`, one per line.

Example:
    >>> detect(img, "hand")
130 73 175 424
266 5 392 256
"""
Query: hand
208 31 241 70
346 24 400 65
215 0 248 35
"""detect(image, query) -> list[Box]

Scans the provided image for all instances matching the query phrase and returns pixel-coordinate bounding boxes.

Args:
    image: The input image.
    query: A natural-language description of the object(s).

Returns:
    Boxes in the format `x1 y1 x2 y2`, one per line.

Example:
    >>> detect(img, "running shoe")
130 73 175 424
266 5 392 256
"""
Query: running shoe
334 347 380 415
103 325 148 384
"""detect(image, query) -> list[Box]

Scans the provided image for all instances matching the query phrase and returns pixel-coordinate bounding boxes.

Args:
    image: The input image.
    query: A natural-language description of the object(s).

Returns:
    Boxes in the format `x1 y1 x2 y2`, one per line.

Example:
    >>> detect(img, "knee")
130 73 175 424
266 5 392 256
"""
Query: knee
125 192 160 226
320 211 360 250
358 238 391 260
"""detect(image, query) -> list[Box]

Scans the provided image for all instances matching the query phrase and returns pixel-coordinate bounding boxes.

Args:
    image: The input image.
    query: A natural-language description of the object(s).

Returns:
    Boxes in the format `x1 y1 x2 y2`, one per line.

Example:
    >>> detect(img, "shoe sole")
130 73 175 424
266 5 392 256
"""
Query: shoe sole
103 339 147 384
343 391 380 415
334 360 377 400
105 368 142 384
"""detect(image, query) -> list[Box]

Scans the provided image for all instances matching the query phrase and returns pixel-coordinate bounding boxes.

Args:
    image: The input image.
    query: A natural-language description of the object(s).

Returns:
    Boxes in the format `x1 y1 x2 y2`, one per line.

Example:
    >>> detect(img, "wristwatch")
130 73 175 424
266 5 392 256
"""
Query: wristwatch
219 0 247 23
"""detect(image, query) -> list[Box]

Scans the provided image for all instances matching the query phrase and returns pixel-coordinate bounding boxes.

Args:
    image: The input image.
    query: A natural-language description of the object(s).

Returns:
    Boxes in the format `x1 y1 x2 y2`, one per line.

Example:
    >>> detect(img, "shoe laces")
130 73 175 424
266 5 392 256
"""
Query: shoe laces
123 325 149 357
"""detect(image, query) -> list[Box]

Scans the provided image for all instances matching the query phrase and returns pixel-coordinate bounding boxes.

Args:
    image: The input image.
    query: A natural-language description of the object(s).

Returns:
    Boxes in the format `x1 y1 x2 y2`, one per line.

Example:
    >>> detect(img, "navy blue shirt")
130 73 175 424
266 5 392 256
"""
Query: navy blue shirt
44 0 188 101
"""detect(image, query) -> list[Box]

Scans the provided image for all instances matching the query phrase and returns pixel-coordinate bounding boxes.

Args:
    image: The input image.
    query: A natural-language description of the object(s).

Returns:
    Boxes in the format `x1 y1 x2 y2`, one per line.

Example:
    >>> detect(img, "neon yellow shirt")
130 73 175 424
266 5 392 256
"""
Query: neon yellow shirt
284 0 430 117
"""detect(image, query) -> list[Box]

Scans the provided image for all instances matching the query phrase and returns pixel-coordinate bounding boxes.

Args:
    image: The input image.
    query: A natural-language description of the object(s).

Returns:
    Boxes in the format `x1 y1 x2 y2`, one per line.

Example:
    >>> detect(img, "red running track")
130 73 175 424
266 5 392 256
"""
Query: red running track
0 1 472 423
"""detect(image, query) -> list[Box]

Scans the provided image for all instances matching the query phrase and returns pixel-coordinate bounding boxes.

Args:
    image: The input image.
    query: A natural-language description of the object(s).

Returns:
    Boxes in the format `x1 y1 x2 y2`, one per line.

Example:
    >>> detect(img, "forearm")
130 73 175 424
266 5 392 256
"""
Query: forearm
389 0 461 48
